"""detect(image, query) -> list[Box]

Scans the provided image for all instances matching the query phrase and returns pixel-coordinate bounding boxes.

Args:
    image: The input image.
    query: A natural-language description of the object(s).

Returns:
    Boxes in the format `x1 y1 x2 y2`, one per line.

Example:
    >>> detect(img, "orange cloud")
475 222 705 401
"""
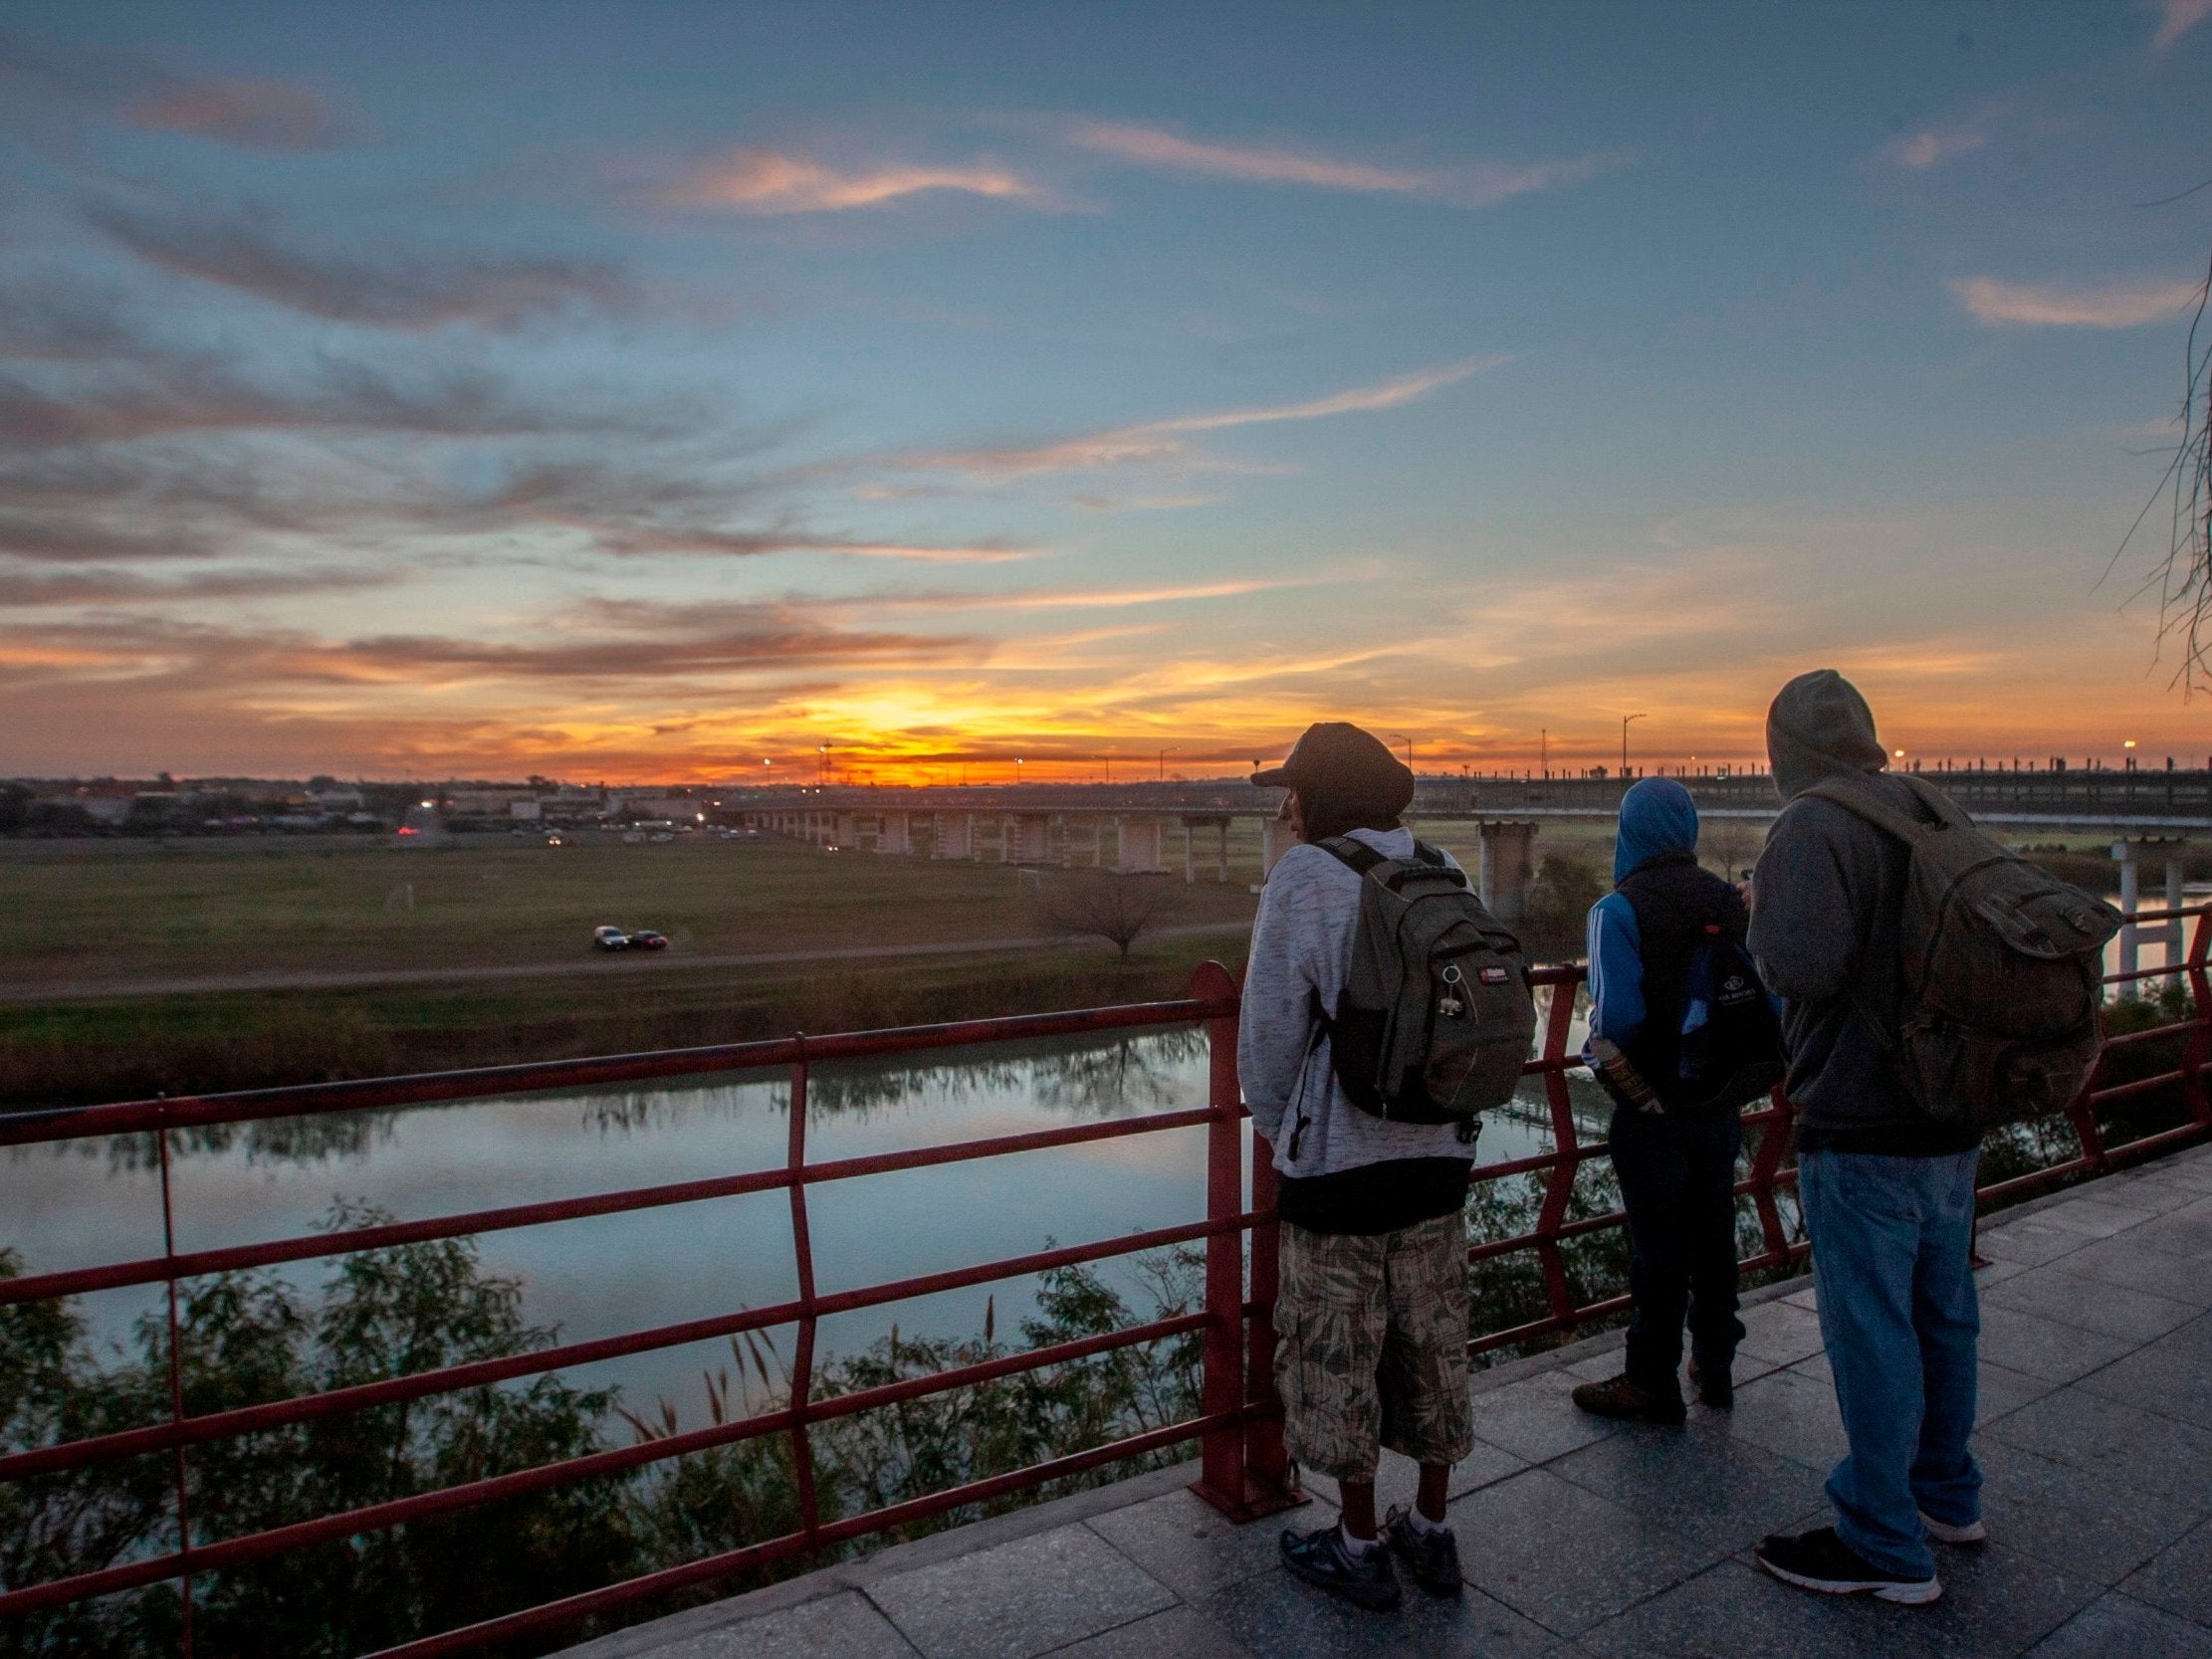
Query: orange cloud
1951 275 2205 328
2153 0 2212 50
657 148 1046 213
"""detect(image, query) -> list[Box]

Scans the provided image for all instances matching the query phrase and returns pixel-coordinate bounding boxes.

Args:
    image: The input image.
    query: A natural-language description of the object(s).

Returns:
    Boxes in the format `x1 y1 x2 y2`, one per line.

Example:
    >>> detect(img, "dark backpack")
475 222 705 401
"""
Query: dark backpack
1805 773 2121 1131
1674 928 1785 1112
1309 837 1537 1126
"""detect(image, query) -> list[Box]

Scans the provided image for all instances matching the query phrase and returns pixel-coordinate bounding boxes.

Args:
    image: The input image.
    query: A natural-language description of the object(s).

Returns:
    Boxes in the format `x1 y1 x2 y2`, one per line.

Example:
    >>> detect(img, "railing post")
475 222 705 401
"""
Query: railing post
2183 911 2212 1130
1532 979 1581 1338
1188 961 1298 1521
785 1040 822 1547
155 1099 194 1659
1745 1086 1796 1268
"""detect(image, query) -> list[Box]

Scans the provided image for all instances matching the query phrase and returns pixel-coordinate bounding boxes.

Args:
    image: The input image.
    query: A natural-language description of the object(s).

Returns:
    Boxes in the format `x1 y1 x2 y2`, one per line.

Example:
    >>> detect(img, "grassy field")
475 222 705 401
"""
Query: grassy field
0 813 1640 1105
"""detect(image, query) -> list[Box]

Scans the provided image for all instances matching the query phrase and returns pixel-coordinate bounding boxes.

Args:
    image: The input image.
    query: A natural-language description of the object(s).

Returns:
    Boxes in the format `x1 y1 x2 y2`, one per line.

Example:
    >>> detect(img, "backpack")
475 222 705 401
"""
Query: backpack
1308 837 1537 1127
1804 773 2121 1131
1674 927 1785 1112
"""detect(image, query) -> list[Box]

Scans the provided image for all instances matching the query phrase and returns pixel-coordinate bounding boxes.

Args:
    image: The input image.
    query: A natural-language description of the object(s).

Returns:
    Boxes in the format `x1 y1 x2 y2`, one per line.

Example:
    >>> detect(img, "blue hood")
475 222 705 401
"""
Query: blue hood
1614 777 1699 884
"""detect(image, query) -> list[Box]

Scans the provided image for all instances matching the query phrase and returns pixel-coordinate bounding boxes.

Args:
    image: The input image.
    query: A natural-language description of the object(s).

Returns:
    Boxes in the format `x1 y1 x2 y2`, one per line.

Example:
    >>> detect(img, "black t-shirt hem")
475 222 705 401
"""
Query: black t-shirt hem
1794 1121 1982 1157
1276 1156 1474 1235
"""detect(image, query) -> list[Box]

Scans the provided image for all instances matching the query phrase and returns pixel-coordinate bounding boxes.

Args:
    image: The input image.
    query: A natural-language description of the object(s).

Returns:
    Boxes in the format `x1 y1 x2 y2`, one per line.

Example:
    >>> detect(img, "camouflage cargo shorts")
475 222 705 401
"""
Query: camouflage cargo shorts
1272 1212 1474 1483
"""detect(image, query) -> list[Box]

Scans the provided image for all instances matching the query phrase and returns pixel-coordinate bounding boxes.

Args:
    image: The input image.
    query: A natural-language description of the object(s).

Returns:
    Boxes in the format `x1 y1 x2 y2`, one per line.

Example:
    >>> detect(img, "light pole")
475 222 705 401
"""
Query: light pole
1014 756 1023 785
1621 714 1645 783
1392 733 1415 774
1159 745 1178 780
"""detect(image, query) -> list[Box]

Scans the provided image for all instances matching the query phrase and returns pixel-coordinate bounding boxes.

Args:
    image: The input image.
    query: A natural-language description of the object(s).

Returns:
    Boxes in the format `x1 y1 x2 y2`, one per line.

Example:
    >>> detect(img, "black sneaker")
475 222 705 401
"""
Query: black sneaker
1688 1356 1734 1409
1571 1372 1687 1425
1383 1506 1463 1597
1754 1526 1941 1605
1279 1523 1402 1611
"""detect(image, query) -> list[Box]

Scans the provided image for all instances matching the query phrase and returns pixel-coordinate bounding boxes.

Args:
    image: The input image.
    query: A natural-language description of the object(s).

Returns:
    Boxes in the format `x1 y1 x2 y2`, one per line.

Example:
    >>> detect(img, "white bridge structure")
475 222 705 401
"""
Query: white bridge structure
740 804 1545 924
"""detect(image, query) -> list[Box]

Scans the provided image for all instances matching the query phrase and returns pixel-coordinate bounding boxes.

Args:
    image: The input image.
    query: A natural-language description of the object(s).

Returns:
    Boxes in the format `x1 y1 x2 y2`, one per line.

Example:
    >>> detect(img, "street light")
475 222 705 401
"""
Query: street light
1621 714 1645 781
1392 733 1415 773
1159 745 1178 780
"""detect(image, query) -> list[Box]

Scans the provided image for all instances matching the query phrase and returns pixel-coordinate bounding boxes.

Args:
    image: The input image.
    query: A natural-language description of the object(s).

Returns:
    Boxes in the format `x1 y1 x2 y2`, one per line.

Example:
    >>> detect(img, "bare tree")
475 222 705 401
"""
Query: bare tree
2125 235 2212 691
1039 870 1181 961
1702 816 1768 882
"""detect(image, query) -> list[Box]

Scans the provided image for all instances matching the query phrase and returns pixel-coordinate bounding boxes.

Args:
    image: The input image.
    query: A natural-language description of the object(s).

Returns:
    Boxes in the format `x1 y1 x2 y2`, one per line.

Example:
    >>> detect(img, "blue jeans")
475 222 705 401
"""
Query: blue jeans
1797 1147 1982 1579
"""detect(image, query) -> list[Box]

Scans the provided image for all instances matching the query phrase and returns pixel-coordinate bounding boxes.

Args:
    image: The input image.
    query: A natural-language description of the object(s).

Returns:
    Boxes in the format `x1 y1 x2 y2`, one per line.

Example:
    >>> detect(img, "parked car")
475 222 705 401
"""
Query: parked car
592 926 628 951
627 929 669 950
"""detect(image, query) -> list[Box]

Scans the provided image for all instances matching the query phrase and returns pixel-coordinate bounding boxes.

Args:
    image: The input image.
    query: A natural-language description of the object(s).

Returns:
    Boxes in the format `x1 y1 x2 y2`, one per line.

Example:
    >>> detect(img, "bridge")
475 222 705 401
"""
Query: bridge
1 912 2206 1658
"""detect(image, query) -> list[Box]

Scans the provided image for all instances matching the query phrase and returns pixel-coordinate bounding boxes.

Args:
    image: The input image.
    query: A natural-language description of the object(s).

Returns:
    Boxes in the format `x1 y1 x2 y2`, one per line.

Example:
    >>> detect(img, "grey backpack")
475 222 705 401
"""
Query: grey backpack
1806 774 2121 1131
1309 837 1537 1128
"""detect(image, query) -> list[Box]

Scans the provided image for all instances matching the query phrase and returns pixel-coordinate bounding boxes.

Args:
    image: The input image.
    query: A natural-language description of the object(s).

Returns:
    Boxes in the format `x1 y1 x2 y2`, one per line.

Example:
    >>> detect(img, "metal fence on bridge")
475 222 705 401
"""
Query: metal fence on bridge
1 916 2208 1658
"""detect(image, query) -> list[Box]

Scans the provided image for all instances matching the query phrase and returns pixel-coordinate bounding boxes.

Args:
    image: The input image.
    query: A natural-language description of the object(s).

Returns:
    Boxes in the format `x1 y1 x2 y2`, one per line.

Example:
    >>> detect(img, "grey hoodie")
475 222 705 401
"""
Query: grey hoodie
1746 670 1979 1155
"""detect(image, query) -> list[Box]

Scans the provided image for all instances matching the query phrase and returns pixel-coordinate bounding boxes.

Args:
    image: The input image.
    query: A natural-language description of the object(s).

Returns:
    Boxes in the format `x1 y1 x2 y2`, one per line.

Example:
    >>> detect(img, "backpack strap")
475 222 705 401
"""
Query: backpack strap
1314 834 1387 876
1801 774 1940 845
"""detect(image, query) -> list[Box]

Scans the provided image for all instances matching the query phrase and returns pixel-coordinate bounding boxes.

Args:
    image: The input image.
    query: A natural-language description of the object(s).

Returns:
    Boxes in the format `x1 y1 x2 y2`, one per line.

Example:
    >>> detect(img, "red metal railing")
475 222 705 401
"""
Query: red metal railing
3 915 2209 1659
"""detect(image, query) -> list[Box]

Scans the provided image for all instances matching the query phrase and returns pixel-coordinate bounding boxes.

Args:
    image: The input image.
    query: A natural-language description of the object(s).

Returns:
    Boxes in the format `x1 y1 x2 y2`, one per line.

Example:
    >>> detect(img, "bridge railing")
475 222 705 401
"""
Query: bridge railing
1 917 2208 1658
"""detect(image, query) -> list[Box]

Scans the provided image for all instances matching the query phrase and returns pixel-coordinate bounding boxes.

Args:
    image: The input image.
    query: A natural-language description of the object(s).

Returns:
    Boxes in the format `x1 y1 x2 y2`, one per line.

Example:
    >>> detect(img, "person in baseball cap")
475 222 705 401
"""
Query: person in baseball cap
1251 722 1416 843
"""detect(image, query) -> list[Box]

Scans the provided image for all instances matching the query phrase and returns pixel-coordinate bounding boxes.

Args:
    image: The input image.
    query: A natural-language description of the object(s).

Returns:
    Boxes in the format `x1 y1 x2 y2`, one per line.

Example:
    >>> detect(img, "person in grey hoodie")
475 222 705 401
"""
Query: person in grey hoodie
1240 722 1476 1612
1747 670 1983 1606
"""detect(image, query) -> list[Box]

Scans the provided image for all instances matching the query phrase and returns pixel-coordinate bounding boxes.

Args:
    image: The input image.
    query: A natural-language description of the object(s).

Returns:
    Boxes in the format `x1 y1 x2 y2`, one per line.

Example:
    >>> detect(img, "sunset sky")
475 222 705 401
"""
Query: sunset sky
4 2 2211 782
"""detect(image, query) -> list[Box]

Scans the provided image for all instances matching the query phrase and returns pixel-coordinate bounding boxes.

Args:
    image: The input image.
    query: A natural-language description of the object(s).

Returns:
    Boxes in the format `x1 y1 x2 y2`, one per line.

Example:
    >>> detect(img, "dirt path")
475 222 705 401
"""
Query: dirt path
0 922 1253 1005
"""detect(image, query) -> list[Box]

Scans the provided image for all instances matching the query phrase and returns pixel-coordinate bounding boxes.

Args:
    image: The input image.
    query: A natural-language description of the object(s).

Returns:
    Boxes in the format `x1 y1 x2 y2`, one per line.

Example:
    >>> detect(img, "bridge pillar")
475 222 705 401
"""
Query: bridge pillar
1115 815 1166 873
2111 837 2190 992
1260 815 1298 880
1479 821 1539 926
932 812 973 860
1009 813 1052 864
876 812 911 855
833 811 860 847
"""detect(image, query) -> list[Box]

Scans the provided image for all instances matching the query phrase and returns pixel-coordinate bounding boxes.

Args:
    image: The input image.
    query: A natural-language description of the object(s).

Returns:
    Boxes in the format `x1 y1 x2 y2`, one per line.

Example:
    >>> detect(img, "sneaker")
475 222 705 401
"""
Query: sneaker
1754 1526 1942 1605
1383 1506 1463 1597
1571 1372 1687 1425
1919 1510 1989 1546
1279 1523 1402 1611
1688 1356 1734 1409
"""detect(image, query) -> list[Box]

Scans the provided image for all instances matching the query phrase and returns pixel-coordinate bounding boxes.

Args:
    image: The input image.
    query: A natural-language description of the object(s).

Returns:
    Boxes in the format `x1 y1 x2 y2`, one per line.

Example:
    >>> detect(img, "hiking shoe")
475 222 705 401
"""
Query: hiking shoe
1571 1372 1687 1425
1919 1510 1989 1546
1755 1526 1941 1604
1688 1356 1734 1409
1383 1506 1463 1597
1279 1523 1402 1611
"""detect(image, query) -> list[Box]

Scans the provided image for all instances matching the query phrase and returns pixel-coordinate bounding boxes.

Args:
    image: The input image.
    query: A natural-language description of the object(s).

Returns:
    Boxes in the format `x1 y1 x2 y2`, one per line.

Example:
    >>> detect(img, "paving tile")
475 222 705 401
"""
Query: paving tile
866 1522 1178 1659
1466 1369 1629 1466
2051 1234 2212 1308
1976 1304 2139 1384
1784 1350 2052 1431
1579 1559 1873 1659
1042 1605 1256 1659
2101 1172 2212 1214
2120 1515 2212 1628
2031 1196 2163 1239
653 1592 921 1659
1972 1436 2205 1586
1974 1215 2099 1269
2074 1330 2212 1432
1983 1385 2212 1512
1446 1466 1725 1635
1981 1266 2202 1344
1720 1365 1849 1472
1196 1561 1561 1659
2141 1149 2212 1192
2021 1591 2212 1659
2128 1203 2212 1260
1737 1301 1829 1367
1083 1487 1320 1603
1549 1424 1828 1555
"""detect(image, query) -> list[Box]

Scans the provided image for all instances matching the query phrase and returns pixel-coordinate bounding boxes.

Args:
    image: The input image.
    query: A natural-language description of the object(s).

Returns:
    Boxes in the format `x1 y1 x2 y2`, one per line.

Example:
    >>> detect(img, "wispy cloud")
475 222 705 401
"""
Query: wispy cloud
92 205 635 329
655 147 1047 213
127 78 355 151
1951 274 2206 328
1883 124 1991 170
891 354 1506 480
2152 0 2212 51
1062 118 1629 207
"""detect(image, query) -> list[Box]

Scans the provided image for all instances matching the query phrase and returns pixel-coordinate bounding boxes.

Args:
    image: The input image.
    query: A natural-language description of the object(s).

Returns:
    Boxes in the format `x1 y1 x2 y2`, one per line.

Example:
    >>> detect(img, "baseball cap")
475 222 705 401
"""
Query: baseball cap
1251 722 1415 817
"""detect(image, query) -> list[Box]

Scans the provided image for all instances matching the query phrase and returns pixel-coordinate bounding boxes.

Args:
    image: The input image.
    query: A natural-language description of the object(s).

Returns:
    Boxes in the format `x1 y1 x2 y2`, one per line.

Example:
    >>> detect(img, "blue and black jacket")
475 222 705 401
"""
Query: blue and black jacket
1586 778 1762 1108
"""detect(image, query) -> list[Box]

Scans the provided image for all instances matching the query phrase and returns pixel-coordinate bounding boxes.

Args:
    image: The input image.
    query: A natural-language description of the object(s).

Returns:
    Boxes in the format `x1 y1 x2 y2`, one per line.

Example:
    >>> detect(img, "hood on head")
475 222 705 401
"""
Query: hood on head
1614 776 1699 883
1766 669 1886 801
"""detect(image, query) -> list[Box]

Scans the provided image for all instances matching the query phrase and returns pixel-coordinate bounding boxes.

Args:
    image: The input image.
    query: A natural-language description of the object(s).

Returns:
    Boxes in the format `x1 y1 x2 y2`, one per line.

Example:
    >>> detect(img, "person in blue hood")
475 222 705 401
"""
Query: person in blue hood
1571 776 1756 1425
